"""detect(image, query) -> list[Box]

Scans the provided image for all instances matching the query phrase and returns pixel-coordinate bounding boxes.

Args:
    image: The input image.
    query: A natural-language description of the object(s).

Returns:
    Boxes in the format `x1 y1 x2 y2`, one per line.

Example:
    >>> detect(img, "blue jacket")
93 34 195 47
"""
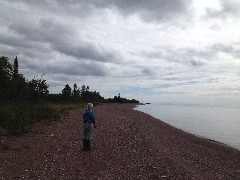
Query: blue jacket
83 108 96 124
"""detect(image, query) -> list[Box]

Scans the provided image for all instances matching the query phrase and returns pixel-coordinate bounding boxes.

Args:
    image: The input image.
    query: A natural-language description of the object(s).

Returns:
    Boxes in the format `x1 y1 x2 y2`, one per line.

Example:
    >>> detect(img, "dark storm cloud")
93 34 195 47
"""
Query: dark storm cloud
53 42 120 64
8 18 121 63
204 0 240 19
0 32 51 58
87 0 192 23
25 60 108 77
109 0 191 22
10 0 192 22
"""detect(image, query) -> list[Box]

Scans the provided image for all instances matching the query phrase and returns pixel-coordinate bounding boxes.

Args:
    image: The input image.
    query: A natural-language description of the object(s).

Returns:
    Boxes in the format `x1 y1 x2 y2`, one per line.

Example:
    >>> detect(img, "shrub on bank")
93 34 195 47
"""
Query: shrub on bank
0 105 31 134
0 103 64 135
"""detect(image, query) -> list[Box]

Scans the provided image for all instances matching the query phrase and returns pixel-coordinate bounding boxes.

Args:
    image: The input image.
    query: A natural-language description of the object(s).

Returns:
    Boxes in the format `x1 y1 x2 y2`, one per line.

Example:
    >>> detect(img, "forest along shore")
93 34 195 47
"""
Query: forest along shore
1 103 240 179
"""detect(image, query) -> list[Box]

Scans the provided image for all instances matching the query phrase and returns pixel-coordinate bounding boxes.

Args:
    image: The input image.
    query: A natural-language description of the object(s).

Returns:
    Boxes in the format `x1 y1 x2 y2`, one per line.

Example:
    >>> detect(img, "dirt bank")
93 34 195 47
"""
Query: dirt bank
1 103 240 179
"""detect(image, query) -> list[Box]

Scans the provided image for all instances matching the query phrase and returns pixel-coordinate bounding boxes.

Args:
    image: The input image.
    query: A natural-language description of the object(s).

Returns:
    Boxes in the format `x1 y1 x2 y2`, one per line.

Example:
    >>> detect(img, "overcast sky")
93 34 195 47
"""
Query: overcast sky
1 0 240 104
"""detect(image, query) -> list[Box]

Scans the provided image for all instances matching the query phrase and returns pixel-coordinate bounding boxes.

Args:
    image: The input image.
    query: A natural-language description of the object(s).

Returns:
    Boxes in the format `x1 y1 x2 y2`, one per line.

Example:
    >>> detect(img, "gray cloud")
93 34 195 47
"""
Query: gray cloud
101 0 192 22
25 60 108 77
210 43 240 58
1 0 239 101
53 42 120 63
141 43 240 67
7 18 121 63
204 0 240 19
141 68 156 76
9 0 192 23
195 43 240 61
141 47 207 67
0 32 52 60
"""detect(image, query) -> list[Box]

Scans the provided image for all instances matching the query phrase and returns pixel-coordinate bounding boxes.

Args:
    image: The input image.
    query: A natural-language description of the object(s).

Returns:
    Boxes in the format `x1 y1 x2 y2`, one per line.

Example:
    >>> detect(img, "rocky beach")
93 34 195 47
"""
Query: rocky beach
1 103 240 179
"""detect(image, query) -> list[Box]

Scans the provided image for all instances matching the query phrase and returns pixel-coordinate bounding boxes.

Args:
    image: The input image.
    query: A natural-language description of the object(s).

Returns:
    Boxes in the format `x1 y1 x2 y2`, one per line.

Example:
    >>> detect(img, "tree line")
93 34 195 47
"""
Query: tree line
0 56 138 135
0 56 138 134
0 56 49 103
0 56 139 104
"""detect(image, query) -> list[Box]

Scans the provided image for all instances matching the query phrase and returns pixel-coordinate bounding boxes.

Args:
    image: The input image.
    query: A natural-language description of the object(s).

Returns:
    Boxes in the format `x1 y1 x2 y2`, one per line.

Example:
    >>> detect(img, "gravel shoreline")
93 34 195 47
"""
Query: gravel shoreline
1 103 240 179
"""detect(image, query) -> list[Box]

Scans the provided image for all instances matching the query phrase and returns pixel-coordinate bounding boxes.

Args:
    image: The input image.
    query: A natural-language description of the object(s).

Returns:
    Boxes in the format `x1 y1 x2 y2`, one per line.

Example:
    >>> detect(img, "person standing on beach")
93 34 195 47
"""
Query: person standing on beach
82 103 96 151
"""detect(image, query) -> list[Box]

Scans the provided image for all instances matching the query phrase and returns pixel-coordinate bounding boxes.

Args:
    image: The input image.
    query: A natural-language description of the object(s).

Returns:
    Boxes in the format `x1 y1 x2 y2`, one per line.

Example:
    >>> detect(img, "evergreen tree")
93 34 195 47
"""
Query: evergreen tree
73 83 80 97
62 84 72 97
73 83 77 96
0 56 29 102
13 56 18 78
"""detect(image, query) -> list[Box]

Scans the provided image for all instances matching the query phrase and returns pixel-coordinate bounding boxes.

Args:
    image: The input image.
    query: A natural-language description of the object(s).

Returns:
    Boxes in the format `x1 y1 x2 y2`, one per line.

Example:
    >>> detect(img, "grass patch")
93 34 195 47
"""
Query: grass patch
14 145 31 151
28 128 45 134
0 142 12 151
0 127 8 136
0 142 31 151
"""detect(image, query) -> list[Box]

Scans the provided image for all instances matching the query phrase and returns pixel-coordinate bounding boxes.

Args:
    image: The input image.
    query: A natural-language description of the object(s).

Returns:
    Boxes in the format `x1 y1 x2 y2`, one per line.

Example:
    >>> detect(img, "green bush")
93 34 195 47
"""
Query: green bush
0 105 32 134
35 106 61 123
0 103 65 135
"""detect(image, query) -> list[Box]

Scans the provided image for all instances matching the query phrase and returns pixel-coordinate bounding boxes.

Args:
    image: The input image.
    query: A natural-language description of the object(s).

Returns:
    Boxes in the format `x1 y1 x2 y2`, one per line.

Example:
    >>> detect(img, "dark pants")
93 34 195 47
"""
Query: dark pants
82 123 94 151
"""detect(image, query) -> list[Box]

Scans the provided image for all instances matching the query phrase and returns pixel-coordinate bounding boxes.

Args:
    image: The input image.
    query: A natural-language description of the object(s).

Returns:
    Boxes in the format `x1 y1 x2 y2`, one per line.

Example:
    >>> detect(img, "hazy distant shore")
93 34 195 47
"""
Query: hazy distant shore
1 103 240 179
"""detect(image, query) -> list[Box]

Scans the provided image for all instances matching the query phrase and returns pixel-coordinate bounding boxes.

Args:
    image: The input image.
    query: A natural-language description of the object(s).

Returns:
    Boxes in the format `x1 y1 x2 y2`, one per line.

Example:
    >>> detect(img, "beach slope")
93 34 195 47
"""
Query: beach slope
1 103 240 179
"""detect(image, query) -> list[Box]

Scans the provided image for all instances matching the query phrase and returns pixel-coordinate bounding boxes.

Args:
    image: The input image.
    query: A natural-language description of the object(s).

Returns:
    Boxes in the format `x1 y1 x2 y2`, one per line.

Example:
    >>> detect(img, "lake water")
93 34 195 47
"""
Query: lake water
134 103 240 150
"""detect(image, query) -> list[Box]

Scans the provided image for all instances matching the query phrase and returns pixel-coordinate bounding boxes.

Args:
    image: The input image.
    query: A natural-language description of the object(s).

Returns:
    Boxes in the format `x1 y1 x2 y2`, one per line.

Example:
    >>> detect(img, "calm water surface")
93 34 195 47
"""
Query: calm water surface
135 103 240 150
